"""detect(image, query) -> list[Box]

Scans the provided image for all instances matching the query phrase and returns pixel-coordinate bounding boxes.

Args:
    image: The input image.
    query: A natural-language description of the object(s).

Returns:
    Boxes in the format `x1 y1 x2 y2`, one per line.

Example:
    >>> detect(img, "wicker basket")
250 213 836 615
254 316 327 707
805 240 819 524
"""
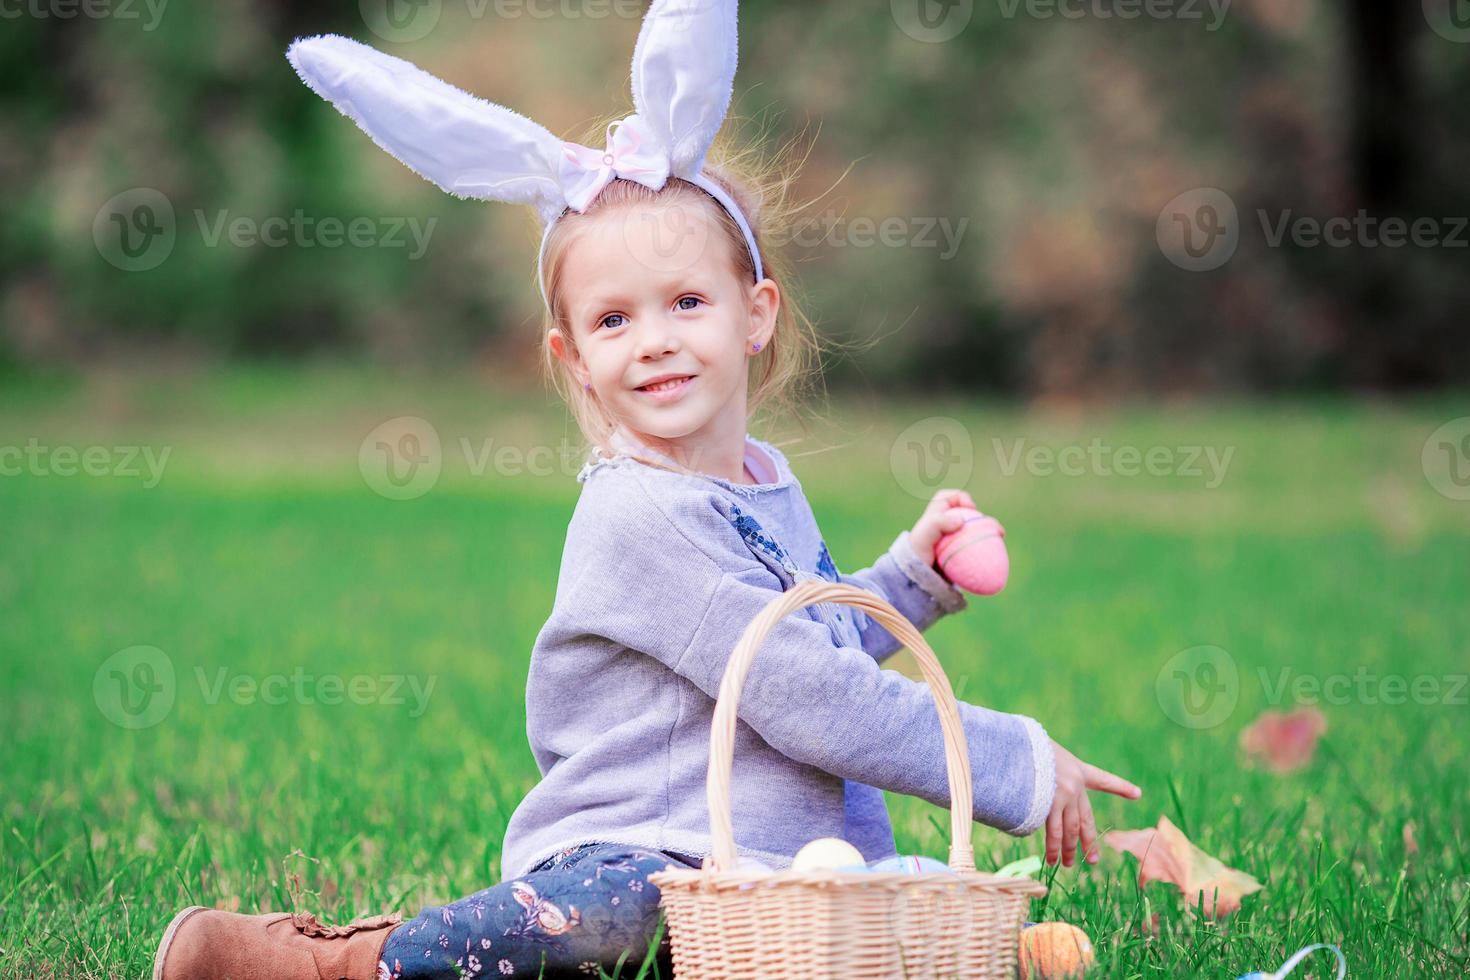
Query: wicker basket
648 579 1046 979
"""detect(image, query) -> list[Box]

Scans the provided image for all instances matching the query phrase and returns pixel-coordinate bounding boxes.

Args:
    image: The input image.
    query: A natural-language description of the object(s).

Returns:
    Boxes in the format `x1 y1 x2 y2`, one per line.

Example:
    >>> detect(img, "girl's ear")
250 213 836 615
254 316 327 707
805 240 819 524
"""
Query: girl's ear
548 328 584 378
747 277 780 351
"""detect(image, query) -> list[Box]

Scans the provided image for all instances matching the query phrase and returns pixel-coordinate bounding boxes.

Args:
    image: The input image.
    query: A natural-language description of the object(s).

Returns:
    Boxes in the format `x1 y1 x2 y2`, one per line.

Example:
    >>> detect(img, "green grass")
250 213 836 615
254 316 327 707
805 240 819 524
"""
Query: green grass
2 366 1467 978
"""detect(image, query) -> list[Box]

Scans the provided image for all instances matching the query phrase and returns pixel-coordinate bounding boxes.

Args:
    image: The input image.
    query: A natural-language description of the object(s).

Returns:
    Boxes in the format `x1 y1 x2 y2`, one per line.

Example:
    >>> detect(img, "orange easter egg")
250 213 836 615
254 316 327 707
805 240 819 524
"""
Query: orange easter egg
1018 922 1095 979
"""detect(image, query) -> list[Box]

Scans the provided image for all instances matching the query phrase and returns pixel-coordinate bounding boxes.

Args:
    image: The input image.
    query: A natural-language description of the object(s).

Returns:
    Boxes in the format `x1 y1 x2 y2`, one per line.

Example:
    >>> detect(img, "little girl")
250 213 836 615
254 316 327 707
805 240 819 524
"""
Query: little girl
152 4 1139 978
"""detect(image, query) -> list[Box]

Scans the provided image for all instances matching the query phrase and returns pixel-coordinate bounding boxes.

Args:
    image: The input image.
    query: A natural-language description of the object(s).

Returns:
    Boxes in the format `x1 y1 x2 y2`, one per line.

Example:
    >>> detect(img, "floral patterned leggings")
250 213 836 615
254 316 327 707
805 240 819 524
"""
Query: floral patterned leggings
377 842 703 980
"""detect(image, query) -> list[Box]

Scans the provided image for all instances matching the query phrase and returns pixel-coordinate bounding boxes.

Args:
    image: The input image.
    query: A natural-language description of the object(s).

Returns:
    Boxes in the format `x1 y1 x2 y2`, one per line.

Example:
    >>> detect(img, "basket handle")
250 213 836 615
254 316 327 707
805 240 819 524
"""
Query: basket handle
706 579 979 873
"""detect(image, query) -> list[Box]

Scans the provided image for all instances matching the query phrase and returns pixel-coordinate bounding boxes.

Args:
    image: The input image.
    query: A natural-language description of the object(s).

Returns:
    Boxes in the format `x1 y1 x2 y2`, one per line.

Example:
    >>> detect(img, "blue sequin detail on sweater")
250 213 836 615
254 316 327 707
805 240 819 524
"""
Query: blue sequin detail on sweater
816 540 840 581
729 504 792 567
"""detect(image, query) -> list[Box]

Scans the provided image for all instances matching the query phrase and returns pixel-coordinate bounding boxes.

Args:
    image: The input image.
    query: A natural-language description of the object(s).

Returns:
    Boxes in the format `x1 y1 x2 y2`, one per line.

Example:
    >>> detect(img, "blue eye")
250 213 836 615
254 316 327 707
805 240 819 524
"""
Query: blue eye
598 313 627 331
677 296 702 311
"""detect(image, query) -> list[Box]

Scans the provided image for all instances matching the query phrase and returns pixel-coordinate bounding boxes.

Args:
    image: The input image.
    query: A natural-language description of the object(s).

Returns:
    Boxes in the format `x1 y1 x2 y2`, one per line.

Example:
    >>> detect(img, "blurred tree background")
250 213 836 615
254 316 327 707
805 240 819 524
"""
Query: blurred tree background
1 0 1467 399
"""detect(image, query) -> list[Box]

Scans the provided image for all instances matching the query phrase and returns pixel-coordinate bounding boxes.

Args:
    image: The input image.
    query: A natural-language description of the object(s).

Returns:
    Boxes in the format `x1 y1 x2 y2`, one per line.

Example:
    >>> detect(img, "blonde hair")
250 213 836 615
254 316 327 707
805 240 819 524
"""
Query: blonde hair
537 112 864 478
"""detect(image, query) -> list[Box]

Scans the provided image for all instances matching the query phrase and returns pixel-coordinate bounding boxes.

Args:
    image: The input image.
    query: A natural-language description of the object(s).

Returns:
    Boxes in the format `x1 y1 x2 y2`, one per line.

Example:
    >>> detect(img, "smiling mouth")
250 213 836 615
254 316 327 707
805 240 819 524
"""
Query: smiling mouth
636 375 694 392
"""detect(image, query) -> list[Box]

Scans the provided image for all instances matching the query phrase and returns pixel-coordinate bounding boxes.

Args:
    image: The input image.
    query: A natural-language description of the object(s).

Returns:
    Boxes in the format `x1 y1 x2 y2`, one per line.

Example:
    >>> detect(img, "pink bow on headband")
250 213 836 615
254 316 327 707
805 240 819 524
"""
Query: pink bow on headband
558 117 670 214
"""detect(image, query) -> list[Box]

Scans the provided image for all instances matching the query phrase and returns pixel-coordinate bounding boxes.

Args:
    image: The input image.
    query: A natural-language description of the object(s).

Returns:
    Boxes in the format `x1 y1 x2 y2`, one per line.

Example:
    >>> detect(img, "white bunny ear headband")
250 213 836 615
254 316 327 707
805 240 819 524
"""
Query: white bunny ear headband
285 0 765 313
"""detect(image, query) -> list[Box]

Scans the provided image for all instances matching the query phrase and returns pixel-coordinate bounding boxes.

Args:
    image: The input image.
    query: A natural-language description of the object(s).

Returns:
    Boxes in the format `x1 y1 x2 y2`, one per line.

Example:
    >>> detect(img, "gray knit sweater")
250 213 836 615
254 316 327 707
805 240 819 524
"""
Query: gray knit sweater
498 427 1055 882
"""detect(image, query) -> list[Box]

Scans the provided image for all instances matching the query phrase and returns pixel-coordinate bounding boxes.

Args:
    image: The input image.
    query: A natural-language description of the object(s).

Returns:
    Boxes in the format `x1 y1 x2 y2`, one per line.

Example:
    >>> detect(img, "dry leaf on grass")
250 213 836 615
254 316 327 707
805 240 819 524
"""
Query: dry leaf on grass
1103 815 1263 918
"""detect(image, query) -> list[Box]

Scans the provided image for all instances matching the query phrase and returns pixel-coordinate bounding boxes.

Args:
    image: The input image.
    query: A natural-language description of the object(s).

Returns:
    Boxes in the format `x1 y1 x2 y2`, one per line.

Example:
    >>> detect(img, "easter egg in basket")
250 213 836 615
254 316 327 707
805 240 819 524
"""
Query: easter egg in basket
830 853 957 875
790 837 865 872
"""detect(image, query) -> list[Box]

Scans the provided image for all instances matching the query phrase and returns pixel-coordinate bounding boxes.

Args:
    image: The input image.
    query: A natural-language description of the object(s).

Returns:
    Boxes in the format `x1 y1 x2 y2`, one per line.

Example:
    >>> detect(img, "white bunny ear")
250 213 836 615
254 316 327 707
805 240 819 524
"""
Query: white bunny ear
629 0 739 178
287 34 569 223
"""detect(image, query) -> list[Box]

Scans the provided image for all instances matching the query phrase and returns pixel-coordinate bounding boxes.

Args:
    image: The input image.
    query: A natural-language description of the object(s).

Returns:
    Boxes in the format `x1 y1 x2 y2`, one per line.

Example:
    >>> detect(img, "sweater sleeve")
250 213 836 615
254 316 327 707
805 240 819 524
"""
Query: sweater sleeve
563 472 1055 836
836 529 969 665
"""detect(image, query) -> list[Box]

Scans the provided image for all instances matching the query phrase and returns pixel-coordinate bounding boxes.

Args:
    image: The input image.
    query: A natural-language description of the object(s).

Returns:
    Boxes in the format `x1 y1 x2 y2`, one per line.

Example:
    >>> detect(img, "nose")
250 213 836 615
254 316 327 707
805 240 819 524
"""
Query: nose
633 315 681 361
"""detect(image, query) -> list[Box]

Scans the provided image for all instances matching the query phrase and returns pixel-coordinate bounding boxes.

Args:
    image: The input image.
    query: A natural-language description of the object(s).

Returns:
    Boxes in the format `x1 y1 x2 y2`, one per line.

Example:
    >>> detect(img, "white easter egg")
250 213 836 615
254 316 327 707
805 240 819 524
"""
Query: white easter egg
791 837 865 872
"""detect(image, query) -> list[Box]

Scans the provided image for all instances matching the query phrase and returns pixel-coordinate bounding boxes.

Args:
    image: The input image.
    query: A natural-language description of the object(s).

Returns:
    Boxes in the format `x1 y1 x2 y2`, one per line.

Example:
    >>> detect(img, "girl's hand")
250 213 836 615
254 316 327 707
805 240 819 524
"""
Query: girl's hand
909 489 995 570
1045 740 1141 867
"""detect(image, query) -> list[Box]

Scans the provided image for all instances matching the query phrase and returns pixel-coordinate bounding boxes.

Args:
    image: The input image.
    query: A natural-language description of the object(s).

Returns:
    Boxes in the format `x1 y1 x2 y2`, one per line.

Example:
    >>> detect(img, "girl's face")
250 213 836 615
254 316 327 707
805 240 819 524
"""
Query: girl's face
548 197 778 467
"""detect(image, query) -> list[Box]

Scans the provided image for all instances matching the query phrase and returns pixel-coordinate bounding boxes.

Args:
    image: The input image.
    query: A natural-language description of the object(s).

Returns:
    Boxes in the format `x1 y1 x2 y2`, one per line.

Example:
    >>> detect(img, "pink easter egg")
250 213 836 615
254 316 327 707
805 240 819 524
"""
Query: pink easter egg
934 506 1009 596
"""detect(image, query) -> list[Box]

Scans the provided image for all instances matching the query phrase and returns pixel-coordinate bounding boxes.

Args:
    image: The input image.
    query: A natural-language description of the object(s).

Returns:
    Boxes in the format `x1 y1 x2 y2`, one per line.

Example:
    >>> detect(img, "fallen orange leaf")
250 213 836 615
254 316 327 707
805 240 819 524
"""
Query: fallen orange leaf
1239 707 1327 773
1103 815 1263 918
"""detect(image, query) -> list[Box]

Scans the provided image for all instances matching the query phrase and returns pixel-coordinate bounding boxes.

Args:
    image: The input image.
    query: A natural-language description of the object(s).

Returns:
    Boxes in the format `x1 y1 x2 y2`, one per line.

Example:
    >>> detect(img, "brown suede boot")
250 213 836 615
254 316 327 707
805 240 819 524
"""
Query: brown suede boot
152 905 403 980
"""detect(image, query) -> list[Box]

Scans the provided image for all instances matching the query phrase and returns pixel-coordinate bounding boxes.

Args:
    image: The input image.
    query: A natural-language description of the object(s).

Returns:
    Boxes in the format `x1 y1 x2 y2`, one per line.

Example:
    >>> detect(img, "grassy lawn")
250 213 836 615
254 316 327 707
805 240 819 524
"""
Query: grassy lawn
2 366 1467 978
